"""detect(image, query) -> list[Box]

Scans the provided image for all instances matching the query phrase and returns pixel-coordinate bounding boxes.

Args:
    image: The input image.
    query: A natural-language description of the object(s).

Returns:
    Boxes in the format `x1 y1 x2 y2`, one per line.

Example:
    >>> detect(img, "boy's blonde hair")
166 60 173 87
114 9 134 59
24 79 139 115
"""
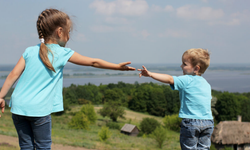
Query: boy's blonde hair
183 48 210 74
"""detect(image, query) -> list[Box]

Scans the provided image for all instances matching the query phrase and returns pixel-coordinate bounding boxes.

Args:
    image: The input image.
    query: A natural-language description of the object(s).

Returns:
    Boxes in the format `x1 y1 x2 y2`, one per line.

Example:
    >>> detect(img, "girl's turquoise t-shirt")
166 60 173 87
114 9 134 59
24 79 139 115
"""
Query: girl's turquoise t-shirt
10 44 74 117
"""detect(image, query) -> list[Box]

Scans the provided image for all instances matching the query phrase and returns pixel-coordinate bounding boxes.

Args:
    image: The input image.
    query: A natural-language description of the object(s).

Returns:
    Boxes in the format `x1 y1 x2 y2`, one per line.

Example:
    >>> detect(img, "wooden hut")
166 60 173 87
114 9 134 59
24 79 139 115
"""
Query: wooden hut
211 116 250 150
120 124 140 136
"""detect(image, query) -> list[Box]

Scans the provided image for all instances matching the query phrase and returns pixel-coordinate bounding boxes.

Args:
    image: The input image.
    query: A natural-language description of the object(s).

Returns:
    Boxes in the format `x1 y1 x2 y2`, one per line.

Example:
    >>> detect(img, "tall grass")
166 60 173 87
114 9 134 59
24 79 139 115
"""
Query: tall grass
0 106 181 150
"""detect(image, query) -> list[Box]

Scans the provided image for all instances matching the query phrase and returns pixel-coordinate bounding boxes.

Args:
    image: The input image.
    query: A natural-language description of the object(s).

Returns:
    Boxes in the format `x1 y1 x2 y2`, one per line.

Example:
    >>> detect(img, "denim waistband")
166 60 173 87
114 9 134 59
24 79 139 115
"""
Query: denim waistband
182 118 213 121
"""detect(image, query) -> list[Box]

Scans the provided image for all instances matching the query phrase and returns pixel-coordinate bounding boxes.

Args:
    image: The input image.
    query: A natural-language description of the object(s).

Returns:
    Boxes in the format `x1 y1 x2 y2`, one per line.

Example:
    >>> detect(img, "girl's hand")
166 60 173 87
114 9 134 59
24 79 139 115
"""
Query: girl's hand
138 65 152 77
0 98 5 118
118 62 136 71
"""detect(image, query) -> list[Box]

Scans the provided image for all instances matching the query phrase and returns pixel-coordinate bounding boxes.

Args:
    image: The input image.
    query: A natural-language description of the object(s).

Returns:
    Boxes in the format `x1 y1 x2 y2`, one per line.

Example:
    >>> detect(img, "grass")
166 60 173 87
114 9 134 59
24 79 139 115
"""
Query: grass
0 106 181 150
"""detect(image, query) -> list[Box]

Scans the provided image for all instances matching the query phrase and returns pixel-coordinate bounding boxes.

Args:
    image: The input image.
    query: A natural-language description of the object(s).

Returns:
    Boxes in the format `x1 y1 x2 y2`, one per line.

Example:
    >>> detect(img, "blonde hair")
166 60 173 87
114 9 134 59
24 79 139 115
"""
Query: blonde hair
36 9 71 72
183 48 210 74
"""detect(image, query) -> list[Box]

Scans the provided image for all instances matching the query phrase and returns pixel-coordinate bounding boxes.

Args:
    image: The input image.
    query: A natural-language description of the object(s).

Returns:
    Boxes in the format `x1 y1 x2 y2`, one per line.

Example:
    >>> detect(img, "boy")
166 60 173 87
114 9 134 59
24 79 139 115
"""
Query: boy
138 48 214 150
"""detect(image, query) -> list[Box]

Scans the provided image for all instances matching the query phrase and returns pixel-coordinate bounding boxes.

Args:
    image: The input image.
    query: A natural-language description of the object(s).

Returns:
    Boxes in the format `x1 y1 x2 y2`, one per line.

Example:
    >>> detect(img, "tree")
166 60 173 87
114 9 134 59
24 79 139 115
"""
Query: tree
98 101 126 122
163 114 182 132
68 112 90 130
151 126 168 149
147 87 167 117
76 84 102 104
80 104 97 124
237 95 250 121
215 92 241 122
140 117 161 134
63 84 77 104
162 85 180 115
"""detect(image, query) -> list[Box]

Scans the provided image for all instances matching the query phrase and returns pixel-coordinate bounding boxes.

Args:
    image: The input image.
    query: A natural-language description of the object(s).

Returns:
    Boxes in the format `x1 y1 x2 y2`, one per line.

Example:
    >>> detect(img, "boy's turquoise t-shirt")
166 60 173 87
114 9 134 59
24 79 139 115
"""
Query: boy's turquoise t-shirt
10 44 74 117
170 75 213 119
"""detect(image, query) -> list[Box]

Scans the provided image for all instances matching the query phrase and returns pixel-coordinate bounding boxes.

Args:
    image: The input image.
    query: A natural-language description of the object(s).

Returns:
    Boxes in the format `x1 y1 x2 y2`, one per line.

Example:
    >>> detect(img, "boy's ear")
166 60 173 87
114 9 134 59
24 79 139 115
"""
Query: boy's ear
194 65 200 74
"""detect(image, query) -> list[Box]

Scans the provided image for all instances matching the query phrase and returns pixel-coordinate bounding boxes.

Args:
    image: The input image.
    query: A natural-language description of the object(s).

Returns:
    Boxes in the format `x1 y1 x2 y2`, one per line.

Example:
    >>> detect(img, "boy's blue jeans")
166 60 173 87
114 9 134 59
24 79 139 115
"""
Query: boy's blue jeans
180 118 214 150
12 114 52 150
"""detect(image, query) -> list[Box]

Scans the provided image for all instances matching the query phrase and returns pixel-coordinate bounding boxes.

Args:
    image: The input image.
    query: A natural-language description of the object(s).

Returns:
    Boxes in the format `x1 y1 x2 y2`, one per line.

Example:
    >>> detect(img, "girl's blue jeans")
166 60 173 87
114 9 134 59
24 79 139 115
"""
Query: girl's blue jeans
12 114 52 150
180 118 214 150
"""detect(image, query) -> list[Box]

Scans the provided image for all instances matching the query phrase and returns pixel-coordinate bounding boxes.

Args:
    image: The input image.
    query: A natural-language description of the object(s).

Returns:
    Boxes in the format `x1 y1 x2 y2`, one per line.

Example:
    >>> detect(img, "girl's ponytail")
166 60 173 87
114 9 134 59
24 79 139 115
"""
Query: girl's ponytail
39 41 56 72
36 9 61 73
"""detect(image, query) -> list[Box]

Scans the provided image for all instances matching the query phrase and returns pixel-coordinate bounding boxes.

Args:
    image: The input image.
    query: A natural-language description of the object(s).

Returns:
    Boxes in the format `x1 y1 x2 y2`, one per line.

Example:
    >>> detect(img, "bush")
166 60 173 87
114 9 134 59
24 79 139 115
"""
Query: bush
80 104 97 124
68 112 90 130
98 126 111 142
139 117 161 134
106 122 121 130
163 114 182 132
151 126 168 149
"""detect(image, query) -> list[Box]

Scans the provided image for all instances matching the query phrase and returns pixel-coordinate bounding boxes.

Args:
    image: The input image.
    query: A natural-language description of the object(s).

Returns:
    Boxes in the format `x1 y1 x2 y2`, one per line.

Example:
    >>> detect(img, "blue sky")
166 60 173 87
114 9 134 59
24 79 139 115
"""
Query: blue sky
0 0 250 66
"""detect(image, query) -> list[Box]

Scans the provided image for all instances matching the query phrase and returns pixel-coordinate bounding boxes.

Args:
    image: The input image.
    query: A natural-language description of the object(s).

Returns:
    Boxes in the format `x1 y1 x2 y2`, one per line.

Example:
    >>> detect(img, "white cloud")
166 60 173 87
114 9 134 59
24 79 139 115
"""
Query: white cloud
90 25 134 33
208 10 250 26
75 33 87 42
90 25 115 32
201 0 208 3
141 30 150 38
105 17 130 24
151 5 163 12
158 29 188 38
164 5 174 12
151 5 174 13
231 10 250 24
176 5 224 20
89 0 149 16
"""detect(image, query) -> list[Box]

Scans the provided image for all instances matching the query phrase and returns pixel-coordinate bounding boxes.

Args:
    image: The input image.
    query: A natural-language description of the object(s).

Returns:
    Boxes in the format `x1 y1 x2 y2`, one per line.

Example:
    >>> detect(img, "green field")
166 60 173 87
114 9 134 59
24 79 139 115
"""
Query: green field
0 106 181 150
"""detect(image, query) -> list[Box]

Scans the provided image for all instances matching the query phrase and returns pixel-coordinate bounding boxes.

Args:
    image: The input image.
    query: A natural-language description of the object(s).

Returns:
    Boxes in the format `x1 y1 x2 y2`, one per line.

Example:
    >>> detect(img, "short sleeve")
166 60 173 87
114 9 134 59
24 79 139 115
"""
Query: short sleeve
170 75 190 91
59 48 74 67
22 48 30 60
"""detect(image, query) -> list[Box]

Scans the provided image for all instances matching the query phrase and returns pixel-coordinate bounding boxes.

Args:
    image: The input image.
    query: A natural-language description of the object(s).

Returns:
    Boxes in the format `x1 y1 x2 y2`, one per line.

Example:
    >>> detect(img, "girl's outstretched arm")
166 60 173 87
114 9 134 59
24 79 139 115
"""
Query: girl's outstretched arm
0 57 25 116
68 52 135 71
138 65 174 84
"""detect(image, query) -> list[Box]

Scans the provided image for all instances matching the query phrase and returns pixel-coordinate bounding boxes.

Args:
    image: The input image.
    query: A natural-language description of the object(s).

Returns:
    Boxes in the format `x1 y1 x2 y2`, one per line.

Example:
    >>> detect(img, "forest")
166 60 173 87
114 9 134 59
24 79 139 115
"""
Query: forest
56 81 250 123
3 81 250 123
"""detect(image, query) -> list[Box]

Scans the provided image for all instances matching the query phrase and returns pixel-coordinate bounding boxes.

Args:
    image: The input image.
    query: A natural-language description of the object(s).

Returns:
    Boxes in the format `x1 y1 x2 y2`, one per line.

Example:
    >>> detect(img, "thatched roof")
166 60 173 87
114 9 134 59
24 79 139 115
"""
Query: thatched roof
121 124 138 133
211 121 250 145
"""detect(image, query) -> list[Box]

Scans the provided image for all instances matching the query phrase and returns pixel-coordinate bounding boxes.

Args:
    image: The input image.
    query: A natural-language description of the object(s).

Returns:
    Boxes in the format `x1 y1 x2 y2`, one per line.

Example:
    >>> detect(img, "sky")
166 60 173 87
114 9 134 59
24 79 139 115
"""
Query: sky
0 0 250 66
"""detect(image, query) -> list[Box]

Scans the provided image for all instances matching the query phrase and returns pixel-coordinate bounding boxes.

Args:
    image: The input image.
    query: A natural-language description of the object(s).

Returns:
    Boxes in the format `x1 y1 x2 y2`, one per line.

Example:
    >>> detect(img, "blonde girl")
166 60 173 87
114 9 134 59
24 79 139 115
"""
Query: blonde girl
0 8 135 149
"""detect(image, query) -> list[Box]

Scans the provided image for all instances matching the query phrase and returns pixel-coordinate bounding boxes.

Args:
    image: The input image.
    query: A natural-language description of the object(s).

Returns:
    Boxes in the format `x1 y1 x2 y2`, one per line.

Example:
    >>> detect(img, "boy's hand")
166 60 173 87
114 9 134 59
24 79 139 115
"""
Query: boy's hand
138 65 152 77
118 62 136 71
0 98 5 118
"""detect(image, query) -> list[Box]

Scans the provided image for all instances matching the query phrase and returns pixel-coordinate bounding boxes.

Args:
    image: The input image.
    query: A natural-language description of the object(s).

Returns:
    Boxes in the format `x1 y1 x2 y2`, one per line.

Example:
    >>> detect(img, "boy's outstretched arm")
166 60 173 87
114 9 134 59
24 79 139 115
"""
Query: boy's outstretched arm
68 52 135 71
138 65 174 84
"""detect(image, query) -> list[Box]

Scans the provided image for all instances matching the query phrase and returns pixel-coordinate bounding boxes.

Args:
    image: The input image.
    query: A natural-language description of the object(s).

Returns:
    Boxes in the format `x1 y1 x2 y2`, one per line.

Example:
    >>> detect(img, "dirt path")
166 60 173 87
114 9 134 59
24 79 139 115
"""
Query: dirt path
0 134 96 150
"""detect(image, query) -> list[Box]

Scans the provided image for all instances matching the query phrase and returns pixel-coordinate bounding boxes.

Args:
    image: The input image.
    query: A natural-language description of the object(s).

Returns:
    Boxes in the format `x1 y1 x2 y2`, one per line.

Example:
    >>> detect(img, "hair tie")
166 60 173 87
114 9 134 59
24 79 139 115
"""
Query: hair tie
40 38 45 43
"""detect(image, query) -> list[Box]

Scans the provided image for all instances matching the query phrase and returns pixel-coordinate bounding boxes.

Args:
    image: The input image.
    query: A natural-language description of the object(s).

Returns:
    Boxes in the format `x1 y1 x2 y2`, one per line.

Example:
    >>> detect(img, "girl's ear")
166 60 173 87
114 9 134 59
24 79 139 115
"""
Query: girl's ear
56 27 63 38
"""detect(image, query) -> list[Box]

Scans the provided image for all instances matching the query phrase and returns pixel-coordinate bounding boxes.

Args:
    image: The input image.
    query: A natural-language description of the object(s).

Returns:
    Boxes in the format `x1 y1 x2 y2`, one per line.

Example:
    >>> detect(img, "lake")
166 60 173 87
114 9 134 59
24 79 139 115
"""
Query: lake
1 64 250 93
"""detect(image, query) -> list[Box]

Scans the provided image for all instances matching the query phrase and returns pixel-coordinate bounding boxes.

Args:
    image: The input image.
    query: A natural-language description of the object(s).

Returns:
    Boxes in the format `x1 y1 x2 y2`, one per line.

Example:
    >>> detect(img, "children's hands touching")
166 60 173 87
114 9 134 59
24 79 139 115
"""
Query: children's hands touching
118 62 136 71
0 98 5 118
138 65 152 77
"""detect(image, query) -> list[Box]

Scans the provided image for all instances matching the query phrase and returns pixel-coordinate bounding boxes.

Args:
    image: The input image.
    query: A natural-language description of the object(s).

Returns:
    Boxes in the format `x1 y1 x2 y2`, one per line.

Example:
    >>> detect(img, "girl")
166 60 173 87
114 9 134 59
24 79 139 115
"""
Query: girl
0 8 135 149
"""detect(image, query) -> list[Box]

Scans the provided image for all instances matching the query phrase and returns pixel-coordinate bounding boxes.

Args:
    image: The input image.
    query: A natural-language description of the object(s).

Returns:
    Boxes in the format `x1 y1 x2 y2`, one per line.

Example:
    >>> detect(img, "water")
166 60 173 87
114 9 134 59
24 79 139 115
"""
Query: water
1 65 250 93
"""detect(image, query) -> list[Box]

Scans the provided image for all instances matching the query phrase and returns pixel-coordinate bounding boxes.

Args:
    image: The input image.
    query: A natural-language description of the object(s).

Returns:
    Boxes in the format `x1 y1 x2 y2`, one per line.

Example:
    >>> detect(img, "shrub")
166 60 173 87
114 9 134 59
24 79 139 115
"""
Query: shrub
106 122 121 130
80 104 97 124
163 114 182 132
98 126 111 142
68 112 90 130
139 117 161 134
151 126 168 149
